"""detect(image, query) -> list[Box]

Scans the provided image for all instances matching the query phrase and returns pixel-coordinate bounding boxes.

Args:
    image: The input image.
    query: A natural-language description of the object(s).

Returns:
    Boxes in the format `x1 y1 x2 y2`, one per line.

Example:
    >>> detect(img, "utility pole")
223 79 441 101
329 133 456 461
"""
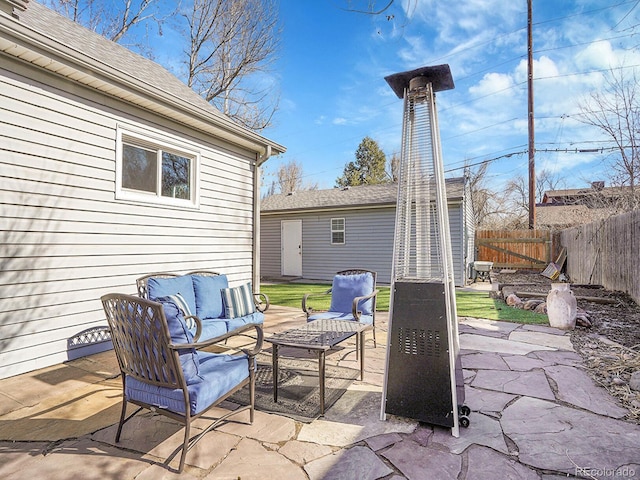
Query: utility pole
528 0 536 228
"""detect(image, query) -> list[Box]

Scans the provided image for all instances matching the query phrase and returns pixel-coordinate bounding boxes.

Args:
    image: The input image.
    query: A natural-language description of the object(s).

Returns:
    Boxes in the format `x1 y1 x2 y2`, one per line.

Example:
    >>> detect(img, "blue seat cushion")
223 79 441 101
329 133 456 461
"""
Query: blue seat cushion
125 351 250 416
198 318 228 341
148 276 197 315
225 311 264 332
307 311 374 325
192 274 228 319
329 273 375 315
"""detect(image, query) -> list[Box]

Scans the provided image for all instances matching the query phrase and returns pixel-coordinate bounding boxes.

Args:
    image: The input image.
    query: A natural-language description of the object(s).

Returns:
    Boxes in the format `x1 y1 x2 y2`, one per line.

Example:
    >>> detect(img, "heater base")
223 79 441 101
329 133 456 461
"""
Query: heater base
384 281 467 429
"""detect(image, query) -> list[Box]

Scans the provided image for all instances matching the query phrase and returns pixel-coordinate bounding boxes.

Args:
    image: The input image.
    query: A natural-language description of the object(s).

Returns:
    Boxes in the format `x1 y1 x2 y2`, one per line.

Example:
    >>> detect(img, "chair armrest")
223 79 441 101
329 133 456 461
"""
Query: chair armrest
184 315 203 342
351 289 379 320
302 289 332 317
253 292 270 312
170 323 263 354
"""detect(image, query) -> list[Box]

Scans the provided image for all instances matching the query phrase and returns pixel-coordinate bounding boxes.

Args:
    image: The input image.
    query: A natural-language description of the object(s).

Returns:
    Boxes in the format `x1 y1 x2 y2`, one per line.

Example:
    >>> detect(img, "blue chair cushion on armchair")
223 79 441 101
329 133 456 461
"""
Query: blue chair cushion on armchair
125 352 250 416
329 272 375 315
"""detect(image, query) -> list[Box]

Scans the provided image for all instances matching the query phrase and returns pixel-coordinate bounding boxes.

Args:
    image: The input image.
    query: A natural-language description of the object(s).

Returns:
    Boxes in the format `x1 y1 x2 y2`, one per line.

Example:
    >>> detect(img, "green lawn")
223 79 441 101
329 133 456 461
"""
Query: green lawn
260 282 548 325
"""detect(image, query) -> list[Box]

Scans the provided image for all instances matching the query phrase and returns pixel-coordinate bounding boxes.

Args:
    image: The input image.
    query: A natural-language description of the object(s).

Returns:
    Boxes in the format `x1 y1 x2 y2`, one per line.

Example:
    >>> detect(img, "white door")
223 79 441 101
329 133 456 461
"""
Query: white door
281 220 302 276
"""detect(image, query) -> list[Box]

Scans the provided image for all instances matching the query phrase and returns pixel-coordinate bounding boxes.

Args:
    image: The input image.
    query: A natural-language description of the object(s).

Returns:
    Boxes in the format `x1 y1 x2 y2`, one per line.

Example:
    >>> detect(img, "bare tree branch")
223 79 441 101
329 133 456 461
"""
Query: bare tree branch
185 0 281 130
576 67 640 212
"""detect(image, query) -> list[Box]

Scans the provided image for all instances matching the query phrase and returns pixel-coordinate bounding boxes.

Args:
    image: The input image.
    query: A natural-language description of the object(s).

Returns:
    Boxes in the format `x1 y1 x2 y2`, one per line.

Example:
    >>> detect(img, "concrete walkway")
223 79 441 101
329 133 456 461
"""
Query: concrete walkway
0 306 638 479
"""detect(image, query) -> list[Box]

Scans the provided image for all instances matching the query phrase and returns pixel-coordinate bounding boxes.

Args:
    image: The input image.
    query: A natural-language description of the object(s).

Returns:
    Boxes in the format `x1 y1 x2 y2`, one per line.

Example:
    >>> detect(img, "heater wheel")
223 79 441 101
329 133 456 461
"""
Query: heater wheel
458 404 471 428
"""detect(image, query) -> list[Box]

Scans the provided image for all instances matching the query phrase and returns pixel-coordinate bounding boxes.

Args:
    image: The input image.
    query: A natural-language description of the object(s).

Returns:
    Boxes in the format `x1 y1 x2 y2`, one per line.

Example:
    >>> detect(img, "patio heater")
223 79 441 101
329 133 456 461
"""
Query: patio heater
380 65 469 437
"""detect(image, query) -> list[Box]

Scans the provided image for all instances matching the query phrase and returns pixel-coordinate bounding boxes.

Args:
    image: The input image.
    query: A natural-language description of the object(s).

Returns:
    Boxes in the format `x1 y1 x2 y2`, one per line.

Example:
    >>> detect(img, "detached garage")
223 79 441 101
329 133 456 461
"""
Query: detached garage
260 178 474 286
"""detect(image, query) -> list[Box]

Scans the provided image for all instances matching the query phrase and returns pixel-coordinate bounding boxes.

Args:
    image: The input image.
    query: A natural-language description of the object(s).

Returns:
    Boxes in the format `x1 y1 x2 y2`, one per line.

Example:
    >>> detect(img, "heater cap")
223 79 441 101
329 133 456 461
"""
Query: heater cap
385 64 454 98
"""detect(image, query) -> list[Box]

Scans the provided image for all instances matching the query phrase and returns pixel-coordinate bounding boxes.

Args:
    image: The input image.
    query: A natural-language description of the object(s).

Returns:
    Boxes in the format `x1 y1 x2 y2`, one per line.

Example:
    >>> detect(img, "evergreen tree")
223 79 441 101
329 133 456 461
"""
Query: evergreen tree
336 136 388 187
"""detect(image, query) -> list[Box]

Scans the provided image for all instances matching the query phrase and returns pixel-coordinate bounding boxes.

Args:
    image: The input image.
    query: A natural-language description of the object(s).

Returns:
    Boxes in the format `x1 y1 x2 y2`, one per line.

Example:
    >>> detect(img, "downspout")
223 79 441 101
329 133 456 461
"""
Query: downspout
253 145 272 292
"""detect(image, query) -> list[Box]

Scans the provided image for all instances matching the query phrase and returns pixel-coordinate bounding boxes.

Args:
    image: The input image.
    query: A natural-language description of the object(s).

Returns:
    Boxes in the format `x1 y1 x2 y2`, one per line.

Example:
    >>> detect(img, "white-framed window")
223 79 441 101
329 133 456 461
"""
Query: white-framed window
115 126 200 208
331 218 345 244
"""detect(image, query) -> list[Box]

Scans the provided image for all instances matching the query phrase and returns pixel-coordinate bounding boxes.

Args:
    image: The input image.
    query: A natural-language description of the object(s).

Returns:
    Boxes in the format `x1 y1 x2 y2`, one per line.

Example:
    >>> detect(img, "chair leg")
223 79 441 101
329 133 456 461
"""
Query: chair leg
115 397 128 442
249 360 256 424
178 421 191 473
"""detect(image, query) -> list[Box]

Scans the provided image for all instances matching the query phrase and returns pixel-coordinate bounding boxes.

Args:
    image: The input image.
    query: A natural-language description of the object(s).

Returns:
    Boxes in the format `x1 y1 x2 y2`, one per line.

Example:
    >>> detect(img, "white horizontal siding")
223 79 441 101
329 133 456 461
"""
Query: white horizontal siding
0 62 258 379
259 216 282 278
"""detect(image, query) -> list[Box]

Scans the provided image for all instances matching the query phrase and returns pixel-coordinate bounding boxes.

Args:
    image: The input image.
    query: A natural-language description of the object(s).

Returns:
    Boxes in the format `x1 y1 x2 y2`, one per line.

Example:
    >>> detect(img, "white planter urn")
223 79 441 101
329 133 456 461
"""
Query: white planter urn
546 283 577 330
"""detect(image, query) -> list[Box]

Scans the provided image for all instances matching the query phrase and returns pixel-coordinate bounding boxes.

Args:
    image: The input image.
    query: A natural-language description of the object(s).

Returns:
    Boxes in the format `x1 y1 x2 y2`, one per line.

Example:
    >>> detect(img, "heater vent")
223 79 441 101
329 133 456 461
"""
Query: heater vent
397 327 441 357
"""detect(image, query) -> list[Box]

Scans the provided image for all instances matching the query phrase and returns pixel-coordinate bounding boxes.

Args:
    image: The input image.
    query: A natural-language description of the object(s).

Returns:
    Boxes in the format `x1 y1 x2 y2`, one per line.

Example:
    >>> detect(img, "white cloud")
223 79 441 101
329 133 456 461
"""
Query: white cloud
469 71 516 97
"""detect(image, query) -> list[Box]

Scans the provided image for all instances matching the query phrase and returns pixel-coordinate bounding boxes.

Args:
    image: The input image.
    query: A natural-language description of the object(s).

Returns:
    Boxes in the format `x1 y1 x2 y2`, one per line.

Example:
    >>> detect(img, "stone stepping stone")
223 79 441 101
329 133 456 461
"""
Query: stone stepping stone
471 369 555 400
543 365 628 418
501 397 640 475
382 439 462 480
305 445 393 480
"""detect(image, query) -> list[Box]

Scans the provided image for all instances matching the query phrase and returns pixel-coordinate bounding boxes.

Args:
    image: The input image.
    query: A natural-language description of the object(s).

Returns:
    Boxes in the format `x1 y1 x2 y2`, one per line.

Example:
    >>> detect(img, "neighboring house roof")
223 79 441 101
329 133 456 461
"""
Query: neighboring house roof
536 204 612 229
542 184 630 205
261 177 466 214
0 0 285 160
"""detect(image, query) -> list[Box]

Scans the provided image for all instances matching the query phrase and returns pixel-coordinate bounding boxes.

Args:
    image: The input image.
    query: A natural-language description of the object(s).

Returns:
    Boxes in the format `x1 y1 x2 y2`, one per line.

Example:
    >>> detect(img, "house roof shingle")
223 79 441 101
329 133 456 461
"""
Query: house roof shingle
261 178 466 213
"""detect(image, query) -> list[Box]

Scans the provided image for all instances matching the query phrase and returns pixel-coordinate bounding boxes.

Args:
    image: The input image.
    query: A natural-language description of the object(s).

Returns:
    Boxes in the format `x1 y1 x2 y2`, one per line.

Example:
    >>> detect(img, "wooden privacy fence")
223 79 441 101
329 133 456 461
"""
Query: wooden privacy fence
559 209 639 304
476 229 552 270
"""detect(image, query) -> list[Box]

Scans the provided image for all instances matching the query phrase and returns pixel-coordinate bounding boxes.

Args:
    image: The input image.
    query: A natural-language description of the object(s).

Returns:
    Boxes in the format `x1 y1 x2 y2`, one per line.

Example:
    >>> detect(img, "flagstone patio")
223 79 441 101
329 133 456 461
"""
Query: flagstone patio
0 304 638 479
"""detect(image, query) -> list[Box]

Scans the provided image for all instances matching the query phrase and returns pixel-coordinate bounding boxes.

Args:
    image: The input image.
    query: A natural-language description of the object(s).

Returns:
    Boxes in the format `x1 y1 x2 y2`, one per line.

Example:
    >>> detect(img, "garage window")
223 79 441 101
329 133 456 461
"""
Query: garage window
331 218 345 244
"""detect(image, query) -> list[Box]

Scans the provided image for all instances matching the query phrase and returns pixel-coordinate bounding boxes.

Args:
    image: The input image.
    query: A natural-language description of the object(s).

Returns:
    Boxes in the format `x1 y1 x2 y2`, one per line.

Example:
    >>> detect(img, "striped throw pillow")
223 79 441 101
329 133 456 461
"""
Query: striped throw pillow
164 293 196 329
222 282 256 318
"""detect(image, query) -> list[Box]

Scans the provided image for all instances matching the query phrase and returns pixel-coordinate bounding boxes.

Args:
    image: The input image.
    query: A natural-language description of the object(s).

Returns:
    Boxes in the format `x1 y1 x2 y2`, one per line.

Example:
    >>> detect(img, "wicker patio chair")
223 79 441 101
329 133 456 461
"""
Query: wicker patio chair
101 293 262 472
302 269 379 347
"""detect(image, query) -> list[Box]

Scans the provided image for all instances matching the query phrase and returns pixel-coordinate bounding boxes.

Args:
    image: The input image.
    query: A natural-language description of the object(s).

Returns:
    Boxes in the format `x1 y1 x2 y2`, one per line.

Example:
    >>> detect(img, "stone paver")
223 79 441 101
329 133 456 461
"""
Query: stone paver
464 386 516 414
465 445 541 480
543 364 629 418
206 438 306 480
461 351 511 370
460 333 555 355
304 445 393 480
501 397 640 476
471 369 555 400
430 412 509 455
383 439 462 480
509 331 574 351
277 440 333 464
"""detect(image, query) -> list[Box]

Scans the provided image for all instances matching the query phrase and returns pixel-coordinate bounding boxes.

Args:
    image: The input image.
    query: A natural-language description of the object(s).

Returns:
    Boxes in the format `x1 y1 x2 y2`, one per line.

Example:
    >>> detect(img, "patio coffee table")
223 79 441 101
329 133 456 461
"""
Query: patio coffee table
265 319 373 415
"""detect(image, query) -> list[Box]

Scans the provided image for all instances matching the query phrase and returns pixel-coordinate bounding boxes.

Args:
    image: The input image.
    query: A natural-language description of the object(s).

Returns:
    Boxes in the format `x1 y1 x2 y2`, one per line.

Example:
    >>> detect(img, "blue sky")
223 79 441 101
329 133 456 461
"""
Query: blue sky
259 0 640 194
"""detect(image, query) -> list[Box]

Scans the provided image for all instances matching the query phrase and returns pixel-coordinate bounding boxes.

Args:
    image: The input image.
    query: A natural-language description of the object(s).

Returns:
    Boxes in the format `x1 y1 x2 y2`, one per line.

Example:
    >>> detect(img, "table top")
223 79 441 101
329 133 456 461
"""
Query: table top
265 319 372 350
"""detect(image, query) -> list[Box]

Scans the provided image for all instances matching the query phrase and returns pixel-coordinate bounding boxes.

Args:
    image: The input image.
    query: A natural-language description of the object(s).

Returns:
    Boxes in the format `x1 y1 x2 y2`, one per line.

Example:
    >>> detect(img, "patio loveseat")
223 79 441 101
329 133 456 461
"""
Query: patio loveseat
136 270 269 342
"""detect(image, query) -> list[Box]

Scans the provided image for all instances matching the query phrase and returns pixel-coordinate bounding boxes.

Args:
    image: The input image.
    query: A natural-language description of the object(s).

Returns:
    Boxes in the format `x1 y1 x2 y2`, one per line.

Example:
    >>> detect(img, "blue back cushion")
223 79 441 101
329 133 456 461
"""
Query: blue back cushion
156 297 200 384
329 273 375 315
192 274 228 319
147 276 197 315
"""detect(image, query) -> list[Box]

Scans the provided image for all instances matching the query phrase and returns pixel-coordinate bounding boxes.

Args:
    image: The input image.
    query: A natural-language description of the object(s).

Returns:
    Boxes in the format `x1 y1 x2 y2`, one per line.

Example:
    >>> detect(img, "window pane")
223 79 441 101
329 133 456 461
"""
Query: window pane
122 144 157 193
332 231 345 244
162 152 190 199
